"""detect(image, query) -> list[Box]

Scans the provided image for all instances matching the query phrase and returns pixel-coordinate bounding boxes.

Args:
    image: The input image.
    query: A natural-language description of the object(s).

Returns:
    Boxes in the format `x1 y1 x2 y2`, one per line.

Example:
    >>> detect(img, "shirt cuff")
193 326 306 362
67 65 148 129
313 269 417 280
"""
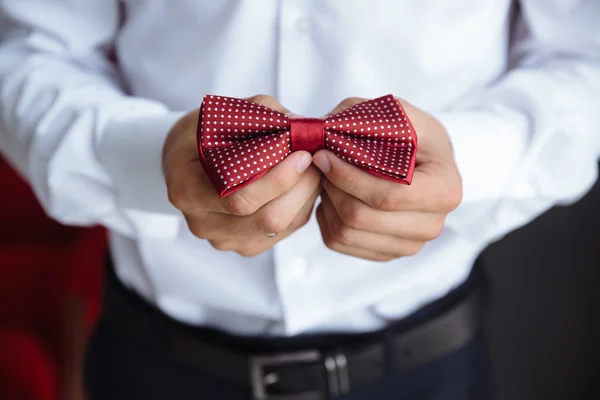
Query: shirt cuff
435 107 531 205
98 104 187 216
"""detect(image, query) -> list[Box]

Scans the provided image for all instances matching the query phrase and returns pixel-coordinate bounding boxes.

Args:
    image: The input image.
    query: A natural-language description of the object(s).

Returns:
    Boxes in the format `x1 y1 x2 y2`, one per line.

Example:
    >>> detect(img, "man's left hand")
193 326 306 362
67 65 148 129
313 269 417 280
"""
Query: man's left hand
312 97 463 262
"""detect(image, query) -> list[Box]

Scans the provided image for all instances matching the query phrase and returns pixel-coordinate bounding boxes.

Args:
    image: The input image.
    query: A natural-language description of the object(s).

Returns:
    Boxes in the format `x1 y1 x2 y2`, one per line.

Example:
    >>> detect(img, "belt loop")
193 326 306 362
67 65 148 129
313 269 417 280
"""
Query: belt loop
324 351 351 397
324 354 340 397
334 352 350 395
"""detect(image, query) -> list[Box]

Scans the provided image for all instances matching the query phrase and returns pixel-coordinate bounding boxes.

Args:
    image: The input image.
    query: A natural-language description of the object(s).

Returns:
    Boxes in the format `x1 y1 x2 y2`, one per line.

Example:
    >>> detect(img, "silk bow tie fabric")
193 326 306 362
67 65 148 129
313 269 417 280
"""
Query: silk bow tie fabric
197 95 417 197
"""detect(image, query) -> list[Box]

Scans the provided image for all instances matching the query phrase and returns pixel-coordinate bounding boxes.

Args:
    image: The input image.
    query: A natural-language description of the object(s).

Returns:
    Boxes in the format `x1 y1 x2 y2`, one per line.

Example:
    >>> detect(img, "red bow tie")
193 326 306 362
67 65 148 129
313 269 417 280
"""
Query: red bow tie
197 94 417 197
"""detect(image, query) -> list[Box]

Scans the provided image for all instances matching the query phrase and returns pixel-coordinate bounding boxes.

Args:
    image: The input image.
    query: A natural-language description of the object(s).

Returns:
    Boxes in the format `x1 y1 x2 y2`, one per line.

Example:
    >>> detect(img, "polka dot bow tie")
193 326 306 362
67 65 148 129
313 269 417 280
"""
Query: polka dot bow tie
197 94 418 197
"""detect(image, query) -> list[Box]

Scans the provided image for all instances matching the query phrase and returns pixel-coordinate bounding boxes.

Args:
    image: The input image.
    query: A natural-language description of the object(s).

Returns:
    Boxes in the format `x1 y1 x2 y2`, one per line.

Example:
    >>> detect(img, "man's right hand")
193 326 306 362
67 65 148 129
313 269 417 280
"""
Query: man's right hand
162 95 321 256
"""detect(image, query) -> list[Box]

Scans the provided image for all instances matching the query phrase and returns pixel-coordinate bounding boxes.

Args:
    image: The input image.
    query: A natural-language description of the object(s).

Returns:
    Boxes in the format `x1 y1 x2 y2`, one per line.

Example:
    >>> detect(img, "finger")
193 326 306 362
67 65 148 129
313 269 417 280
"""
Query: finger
313 149 458 212
316 205 394 262
197 150 313 215
166 159 223 214
162 108 202 175
262 181 319 239
320 193 424 257
246 94 291 115
208 184 319 255
325 97 369 117
250 167 320 235
190 166 321 238
169 96 300 215
322 181 445 240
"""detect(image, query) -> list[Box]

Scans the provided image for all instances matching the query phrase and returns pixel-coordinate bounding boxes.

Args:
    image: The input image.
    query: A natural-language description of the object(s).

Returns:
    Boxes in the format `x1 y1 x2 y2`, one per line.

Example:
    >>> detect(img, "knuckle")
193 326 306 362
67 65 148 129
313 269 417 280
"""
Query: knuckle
341 173 359 196
436 174 463 212
375 186 401 211
166 178 189 210
167 187 187 210
187 219 210 240
238 248 260 257
421 227 440 241
301 211 312 227
208 239 237 251
320 231 340 251
419 221 444 241
224 193 255 216
272 174 292 196
192 228 210 240
249 94 274 106
208 239 232 251
258 211 288 234
337 199 365 229
323 235 341 252
441 183 463 211
341 97 363 107
330 224 353 246
401 242 425 257
292 209 312 230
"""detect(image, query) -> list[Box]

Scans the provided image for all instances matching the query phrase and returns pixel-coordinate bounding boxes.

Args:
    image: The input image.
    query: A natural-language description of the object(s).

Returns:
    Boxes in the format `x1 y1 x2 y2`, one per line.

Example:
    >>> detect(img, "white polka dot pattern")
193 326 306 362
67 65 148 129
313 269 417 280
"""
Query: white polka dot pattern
197 94 417 197
324 95 416 183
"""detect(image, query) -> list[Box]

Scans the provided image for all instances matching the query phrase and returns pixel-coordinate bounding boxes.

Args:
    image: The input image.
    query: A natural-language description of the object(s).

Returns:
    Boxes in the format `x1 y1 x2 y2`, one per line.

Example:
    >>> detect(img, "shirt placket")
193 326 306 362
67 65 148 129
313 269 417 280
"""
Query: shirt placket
273 0 326 335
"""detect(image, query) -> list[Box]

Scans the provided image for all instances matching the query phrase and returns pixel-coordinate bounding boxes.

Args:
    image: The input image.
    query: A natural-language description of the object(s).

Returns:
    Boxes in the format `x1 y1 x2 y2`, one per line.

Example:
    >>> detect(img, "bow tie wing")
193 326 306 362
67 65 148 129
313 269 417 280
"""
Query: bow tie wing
324 95 417 184
201 132 292 197
197 95 292 197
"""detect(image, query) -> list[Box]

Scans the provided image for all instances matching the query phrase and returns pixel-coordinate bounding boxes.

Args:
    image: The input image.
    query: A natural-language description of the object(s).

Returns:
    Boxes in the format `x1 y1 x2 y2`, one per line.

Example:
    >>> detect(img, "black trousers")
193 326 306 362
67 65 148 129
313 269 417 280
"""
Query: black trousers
84 265 494 400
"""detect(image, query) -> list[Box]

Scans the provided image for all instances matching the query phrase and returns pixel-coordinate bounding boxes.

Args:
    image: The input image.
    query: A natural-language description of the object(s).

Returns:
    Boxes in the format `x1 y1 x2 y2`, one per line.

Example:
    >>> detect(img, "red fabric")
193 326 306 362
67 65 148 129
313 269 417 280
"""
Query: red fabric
0 330 56 400
0 159 78 242
0 157 107 400
0 246 62 327
290 117 325 153
61 227 106 332
197 94 418 197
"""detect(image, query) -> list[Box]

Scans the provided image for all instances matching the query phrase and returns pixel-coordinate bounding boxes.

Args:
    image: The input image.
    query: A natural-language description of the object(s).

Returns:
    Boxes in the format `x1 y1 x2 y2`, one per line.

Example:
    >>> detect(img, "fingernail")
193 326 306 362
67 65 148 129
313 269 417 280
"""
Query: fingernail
312 153 331 173
296 153 312 172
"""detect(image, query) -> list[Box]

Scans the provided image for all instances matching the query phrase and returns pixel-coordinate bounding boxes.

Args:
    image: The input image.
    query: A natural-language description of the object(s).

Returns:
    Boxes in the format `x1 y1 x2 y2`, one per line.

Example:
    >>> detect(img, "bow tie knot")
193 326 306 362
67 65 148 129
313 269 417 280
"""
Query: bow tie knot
290 117 325 153
197 94 417 197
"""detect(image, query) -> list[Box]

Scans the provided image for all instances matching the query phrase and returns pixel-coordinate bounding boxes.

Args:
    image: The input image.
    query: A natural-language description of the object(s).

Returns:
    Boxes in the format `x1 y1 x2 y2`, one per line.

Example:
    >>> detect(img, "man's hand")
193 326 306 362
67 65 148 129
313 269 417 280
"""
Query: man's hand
162 95 321 257
313 97 462 262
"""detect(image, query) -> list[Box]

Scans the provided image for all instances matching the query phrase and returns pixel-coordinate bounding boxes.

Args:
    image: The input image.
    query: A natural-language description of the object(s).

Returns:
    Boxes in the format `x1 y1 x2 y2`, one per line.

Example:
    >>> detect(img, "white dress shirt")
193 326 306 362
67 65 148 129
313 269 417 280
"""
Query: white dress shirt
0 0 599 336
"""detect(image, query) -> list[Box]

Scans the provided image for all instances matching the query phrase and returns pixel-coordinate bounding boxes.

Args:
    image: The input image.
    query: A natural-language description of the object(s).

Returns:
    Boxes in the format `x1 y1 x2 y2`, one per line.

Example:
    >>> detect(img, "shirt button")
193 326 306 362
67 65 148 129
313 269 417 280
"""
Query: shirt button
295 16 309 33
289 258 309 277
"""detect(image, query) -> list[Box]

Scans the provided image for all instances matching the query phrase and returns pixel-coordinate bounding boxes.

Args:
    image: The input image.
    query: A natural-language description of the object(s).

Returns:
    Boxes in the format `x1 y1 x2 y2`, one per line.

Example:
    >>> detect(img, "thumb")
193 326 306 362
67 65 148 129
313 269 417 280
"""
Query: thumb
312 149 390 208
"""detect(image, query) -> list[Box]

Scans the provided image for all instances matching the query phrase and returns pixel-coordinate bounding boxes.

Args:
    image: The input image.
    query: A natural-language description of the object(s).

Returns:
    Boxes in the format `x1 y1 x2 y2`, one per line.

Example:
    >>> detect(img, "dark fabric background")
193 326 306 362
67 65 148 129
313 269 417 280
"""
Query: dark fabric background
483 165 600 400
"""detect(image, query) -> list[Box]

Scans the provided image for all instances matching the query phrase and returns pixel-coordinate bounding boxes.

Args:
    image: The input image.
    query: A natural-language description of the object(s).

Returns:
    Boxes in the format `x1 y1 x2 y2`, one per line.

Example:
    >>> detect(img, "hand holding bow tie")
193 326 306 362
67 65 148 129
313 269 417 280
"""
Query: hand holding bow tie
313 97 462 261
163 95 320 257
164 94 461 260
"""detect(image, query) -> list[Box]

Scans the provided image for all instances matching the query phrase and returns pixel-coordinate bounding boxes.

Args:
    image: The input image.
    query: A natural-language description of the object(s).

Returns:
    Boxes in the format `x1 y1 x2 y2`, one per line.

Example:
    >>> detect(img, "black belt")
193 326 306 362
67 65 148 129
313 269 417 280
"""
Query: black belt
101 262 482 400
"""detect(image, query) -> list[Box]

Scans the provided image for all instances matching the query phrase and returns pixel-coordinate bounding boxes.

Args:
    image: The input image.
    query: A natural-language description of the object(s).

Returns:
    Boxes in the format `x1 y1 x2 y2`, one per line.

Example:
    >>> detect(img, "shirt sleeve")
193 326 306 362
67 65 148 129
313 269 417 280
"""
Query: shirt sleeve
437 0 600 244
0 0 185 239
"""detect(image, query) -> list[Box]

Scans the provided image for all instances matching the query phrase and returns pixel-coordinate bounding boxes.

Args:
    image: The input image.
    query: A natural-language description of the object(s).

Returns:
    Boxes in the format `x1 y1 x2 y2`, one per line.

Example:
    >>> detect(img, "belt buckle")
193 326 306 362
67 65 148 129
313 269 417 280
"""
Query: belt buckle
249 350 350 399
